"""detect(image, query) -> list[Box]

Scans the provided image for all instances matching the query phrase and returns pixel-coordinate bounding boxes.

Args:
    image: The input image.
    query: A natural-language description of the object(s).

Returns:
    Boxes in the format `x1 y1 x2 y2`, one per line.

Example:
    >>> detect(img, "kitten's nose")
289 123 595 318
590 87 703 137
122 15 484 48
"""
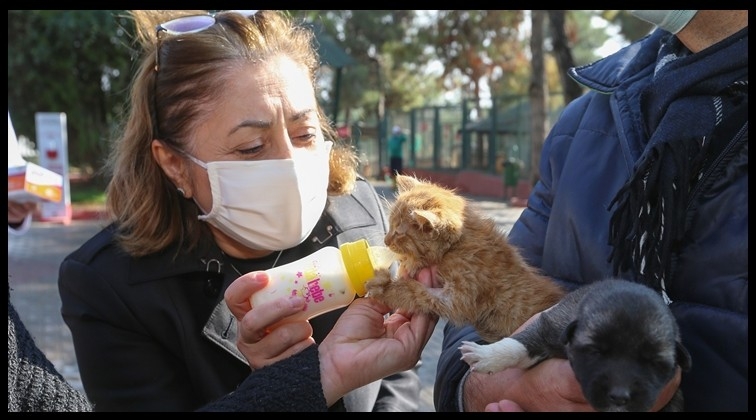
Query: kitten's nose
384 232 394 247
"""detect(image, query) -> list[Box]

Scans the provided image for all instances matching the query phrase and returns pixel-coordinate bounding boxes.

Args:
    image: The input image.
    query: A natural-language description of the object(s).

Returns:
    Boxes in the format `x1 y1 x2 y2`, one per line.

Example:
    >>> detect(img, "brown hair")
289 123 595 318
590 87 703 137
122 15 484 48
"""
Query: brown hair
105 10 358 257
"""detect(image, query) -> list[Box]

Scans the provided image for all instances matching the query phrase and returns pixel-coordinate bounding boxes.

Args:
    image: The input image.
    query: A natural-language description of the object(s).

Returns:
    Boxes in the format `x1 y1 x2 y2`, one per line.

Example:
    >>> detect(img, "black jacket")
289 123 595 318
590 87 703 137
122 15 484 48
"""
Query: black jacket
59 178 421 412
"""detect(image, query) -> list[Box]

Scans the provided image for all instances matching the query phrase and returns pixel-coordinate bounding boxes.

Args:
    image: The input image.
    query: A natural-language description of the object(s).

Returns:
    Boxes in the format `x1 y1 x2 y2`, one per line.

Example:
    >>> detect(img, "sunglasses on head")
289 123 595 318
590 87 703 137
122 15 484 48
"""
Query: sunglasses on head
156 10 259 36
154 10 258 71
152 10 258 138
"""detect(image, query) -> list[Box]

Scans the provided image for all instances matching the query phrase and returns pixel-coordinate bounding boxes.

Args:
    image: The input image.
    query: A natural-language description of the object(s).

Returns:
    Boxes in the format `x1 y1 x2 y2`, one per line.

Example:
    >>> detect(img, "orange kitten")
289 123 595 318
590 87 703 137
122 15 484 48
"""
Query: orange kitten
366 174 565 342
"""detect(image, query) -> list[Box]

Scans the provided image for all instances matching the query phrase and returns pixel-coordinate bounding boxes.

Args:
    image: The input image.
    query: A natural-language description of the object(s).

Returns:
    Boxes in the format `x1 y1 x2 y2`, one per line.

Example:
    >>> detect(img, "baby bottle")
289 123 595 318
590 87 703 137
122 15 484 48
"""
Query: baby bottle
250 239 397 324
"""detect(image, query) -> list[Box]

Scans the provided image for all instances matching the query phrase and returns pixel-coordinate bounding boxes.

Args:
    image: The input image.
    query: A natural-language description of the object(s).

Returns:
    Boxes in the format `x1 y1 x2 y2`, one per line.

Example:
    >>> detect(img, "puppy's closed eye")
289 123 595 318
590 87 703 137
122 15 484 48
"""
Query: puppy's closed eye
577 344 606 357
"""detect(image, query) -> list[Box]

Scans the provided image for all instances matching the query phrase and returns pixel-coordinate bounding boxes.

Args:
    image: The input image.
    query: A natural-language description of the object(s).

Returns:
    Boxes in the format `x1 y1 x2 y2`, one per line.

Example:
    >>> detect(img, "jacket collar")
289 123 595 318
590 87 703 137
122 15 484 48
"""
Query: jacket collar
568 29 669 94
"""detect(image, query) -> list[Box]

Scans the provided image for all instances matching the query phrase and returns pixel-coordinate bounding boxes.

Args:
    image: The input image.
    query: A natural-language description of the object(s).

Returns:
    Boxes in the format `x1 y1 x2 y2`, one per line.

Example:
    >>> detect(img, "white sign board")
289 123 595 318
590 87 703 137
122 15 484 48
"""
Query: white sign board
35 112 72 224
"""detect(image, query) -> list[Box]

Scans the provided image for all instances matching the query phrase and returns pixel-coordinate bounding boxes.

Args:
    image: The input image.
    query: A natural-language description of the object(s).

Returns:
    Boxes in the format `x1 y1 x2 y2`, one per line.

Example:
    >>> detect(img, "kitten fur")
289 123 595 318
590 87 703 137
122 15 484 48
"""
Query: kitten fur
366 174 565 342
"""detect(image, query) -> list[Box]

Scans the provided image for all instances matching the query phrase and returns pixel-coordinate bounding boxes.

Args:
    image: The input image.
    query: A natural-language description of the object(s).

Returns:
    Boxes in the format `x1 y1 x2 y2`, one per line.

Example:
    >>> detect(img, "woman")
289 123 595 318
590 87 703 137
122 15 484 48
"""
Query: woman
58 10 422 411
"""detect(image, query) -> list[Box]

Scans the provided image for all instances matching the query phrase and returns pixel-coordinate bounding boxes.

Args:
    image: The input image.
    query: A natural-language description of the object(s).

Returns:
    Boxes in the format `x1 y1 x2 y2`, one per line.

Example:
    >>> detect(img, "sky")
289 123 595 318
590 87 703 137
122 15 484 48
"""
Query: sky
591 14 630 56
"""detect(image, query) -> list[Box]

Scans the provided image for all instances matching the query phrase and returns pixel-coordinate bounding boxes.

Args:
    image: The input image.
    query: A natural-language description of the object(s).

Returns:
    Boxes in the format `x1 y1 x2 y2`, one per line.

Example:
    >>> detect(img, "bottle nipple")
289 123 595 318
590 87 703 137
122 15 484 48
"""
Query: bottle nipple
339 239 398 296
367 245 398 271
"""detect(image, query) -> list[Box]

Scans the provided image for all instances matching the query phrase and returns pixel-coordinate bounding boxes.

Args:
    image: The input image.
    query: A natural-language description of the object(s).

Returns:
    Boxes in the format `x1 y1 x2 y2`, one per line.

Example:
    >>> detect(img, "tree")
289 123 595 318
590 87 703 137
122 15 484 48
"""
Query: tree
7 9 628 176
601 10 655 43
423 10 524 115
529 10 547 186
525 10 614 183
290 10 441 124
548 10 583 104
8 10 134 172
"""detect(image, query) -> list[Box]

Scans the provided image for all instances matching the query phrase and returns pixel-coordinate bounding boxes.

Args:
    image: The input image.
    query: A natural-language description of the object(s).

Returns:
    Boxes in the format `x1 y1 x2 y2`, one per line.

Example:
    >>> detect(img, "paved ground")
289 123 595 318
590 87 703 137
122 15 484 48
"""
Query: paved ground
7 180 524 412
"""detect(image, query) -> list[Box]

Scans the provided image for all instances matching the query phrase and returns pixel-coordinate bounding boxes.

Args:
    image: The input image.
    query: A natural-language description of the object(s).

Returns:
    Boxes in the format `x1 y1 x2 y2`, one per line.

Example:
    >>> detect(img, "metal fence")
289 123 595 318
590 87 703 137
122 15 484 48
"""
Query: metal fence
349 92 565 183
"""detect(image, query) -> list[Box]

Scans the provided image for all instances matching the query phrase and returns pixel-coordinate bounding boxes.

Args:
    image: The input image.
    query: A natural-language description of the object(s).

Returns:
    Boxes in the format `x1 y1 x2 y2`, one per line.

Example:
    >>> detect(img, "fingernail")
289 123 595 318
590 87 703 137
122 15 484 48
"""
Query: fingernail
252 272 267 284
289 296 305 308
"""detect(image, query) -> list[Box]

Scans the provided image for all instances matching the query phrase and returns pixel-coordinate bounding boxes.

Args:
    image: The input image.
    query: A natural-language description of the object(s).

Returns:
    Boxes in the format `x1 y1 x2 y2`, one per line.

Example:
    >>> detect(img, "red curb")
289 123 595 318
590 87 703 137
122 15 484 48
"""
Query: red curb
71 208 107 220
30 206 106 223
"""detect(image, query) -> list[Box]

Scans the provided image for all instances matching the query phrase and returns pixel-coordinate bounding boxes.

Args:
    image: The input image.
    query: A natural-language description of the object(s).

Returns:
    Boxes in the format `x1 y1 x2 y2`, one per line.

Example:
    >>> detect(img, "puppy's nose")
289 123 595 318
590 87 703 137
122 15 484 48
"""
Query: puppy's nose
608 387 631 407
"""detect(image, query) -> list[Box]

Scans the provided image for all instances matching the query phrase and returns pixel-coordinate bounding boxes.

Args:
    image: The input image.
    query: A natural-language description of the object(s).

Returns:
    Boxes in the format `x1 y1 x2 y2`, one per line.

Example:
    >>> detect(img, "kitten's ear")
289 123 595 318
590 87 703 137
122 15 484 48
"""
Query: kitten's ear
396 174 420 192
413 209 439 230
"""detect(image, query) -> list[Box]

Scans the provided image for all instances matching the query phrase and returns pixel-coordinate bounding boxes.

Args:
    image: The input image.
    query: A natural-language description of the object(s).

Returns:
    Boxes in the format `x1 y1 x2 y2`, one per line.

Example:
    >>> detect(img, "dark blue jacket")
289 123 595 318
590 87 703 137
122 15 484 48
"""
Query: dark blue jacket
435 29 747 412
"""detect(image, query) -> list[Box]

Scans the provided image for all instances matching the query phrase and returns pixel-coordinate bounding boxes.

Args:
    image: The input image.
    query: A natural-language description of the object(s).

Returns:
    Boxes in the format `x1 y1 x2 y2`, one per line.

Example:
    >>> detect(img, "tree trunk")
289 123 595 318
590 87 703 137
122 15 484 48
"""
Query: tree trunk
548 10 583 104
529 10 547 186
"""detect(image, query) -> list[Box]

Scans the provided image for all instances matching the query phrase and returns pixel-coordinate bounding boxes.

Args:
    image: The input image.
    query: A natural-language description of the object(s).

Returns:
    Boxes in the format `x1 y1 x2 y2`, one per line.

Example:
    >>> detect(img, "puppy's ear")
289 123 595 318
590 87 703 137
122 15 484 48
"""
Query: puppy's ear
561 320 578 345
676 342 692 371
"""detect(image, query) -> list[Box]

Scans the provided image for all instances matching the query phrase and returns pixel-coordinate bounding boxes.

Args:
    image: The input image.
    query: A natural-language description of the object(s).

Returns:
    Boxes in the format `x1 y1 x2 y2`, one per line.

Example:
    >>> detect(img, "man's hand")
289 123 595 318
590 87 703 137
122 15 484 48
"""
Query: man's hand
416 267 682 411
8 200 36 226
463 311 683 412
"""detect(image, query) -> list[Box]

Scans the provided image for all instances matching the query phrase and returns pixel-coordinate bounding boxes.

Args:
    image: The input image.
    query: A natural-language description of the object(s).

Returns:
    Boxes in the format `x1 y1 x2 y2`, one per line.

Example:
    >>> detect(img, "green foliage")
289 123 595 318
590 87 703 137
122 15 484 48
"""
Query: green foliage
290 10 444 124
602 10 655 42
564 11 613 66
8 10 135 170
417 10 527 111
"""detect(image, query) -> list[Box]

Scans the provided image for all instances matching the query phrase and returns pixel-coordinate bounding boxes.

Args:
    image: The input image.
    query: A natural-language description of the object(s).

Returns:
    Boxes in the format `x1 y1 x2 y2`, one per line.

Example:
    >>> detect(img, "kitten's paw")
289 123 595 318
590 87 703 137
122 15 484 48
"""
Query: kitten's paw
365 269 393 298
459 338 528 374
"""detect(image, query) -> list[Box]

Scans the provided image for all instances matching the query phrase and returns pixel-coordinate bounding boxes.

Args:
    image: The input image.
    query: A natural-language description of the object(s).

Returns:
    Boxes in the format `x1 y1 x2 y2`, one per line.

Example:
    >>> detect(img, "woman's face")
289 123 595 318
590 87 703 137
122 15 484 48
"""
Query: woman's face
186 55 325 257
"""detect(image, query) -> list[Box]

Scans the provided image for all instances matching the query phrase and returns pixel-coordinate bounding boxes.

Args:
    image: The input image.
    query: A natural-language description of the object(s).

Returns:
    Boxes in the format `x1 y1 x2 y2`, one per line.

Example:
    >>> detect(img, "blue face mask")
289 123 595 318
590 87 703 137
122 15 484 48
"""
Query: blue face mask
629 10 699 34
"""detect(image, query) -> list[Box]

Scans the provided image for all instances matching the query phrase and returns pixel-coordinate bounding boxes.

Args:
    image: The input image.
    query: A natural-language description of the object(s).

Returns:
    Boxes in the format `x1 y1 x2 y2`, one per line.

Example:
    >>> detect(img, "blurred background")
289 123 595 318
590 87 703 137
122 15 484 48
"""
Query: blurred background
8 10 654 202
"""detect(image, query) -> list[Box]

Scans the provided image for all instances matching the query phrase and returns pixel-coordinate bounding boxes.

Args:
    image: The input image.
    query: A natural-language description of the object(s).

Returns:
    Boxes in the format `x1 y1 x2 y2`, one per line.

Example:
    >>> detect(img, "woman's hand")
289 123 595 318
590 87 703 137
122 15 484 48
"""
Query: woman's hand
224 271 316 369
317 277 438 406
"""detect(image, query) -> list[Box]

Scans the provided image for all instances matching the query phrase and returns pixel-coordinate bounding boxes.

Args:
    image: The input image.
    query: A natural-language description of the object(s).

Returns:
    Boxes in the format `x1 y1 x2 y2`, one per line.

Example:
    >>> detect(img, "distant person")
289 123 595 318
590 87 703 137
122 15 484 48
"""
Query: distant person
388 125 407 190
58 10 422 412
8 111 36 235
501 156 521 203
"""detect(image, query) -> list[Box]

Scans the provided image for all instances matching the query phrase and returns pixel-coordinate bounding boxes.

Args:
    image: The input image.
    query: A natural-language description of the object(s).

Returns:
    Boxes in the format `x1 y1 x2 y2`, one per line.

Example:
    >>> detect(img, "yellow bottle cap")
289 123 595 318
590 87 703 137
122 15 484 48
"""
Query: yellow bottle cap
339 239 373 296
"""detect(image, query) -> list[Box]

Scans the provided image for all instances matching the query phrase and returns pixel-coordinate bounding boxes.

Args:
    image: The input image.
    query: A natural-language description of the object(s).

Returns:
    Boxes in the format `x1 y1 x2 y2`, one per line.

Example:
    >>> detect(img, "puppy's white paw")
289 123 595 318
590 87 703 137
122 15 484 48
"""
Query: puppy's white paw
459 338 529 374
459 341 485 366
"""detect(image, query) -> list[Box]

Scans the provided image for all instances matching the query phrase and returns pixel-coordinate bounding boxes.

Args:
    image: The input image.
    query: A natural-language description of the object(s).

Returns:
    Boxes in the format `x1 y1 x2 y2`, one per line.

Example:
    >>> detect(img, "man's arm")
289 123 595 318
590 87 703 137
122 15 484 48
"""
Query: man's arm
433 323 479 411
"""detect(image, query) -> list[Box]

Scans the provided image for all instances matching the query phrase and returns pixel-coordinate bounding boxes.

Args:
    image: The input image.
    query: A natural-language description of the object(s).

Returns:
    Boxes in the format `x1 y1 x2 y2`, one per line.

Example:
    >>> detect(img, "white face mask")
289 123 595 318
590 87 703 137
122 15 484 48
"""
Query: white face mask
187 141 332 251
629 10 698 34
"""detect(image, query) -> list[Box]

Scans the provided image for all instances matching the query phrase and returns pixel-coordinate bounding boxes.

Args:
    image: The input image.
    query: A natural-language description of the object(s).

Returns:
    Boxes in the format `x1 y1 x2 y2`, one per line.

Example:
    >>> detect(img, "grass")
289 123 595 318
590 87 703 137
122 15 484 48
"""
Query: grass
69 177 107 205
